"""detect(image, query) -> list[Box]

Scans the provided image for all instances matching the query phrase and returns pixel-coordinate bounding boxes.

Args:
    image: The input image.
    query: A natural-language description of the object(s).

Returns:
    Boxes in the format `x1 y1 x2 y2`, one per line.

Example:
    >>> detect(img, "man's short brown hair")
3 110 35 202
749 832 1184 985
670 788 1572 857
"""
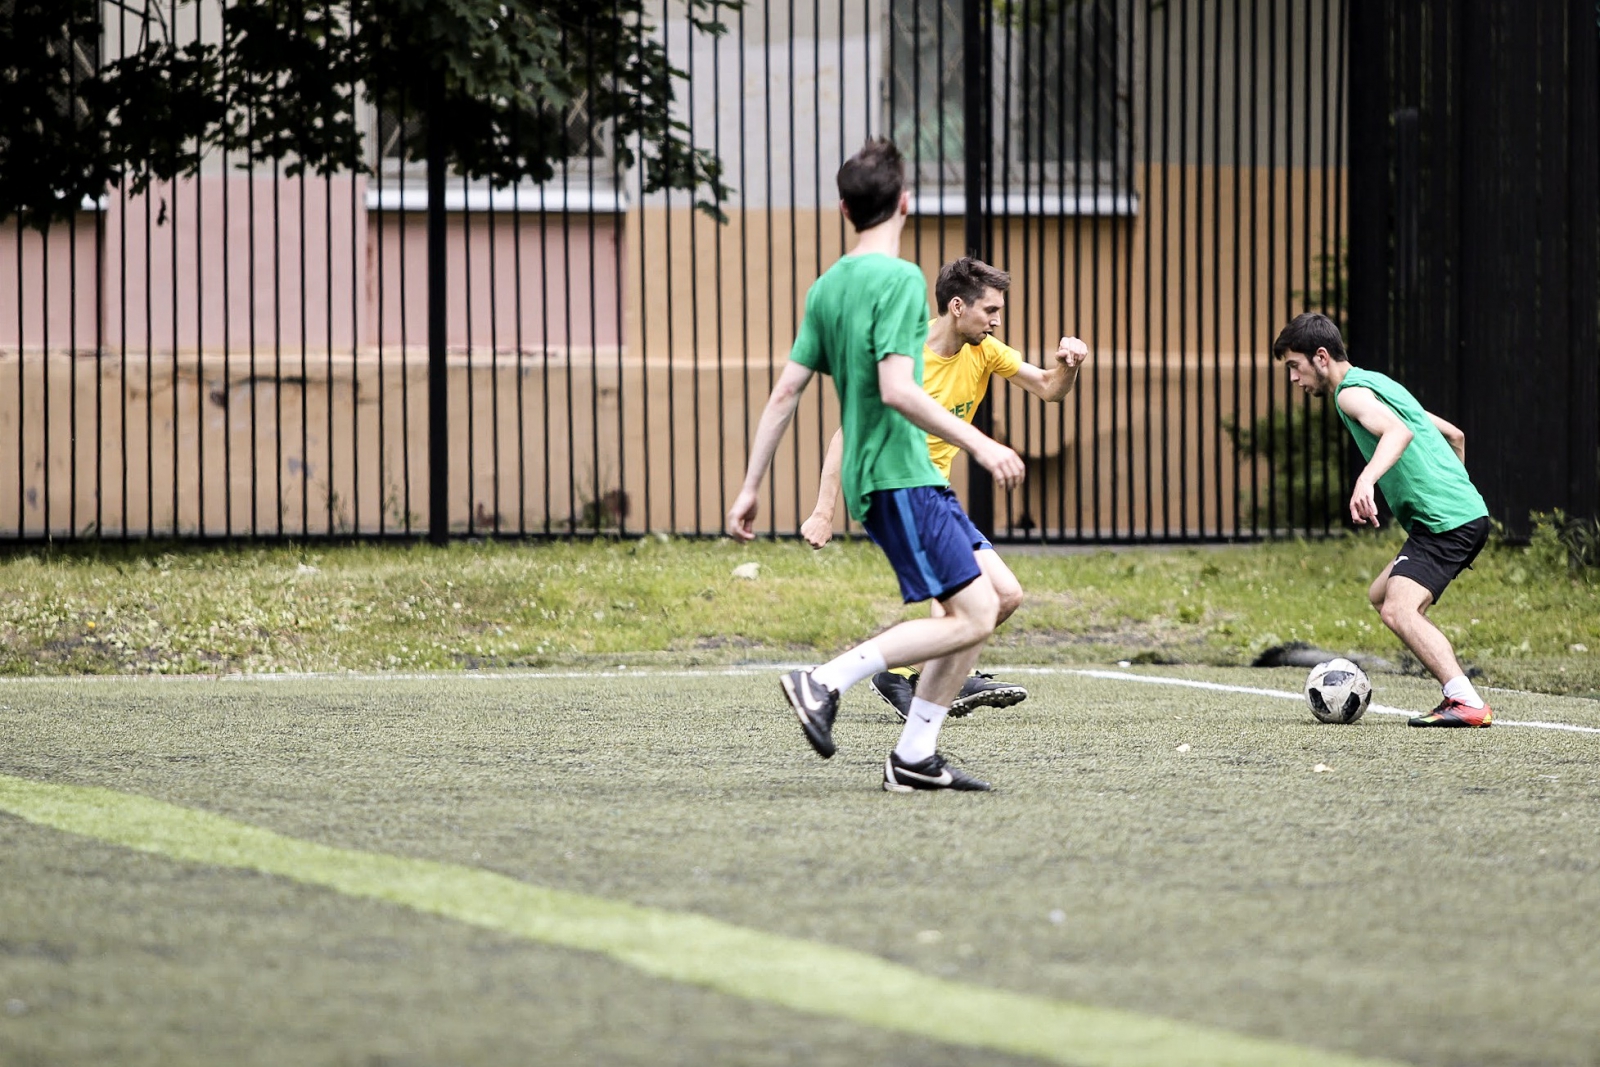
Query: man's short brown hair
836 138 906 232
1272 311 1348 362
935 257 1011 314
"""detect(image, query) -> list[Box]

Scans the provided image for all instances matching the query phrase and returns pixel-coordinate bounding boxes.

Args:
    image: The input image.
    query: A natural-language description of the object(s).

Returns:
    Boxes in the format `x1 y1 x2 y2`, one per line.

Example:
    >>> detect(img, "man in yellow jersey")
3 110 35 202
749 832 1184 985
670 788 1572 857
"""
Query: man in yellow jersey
801 256 1090 721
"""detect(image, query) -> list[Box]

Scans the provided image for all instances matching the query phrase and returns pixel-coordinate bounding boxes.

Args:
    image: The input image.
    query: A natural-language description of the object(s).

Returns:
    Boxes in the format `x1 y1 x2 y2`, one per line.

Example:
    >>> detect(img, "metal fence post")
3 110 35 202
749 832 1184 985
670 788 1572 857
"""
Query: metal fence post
427 73 449 545
963 0 994 536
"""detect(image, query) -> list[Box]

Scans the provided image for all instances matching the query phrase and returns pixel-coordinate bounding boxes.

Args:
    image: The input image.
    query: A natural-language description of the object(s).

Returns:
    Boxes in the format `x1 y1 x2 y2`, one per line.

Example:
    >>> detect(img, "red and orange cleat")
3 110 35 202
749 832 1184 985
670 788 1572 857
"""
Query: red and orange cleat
1408 698 1493 728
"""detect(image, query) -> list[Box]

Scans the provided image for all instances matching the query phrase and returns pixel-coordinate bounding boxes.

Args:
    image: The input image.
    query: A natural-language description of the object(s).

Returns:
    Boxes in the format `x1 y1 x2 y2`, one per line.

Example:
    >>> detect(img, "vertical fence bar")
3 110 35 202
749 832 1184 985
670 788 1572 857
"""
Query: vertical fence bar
193 2 204 537
609 1 627 537
120 1 131 540
811 0 825 539
664 13 680 533
427 71 448 545
511 134 525 536
398 87 413 537
1192 0 1206 539
488 173 501 534
689 10 704 535
375 81 387 536
1264 0 1278 535
298 157 310 536
737 1 750 541
325 167 335 535
585 16 601 537
69 29 80 540
1212 0 1225 537
463 173 476 534
15 221 24 538
761 2 775 539
784 0 798 534
1141 0 1154 539
715 7 729 533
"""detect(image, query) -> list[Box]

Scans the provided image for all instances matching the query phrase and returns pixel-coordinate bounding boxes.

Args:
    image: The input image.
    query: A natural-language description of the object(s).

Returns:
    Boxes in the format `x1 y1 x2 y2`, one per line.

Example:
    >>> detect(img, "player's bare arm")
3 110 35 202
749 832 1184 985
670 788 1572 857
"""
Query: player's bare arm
1009 336 1089 402
727 360 817 541
1426 411 1466 464
1335 386 1413 527
877 354 1025 489
801 428 845 548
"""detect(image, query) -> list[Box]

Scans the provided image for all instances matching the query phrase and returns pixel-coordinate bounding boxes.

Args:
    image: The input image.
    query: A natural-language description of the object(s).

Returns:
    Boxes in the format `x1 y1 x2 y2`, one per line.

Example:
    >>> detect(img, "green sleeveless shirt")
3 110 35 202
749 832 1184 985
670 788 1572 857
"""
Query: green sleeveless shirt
1334 366 1488 534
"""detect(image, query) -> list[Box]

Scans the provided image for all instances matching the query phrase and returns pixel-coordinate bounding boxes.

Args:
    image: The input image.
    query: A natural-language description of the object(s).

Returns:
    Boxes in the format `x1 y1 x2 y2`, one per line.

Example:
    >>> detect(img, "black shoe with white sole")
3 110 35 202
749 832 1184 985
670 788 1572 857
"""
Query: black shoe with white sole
781 669 840 758
869 670 918 722
882 751 991 792
949 671 1029 718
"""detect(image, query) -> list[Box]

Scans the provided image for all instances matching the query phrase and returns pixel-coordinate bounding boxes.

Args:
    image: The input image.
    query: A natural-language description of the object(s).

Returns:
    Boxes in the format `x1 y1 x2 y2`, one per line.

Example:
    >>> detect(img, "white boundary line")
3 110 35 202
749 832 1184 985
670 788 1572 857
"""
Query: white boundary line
4 664 1597 735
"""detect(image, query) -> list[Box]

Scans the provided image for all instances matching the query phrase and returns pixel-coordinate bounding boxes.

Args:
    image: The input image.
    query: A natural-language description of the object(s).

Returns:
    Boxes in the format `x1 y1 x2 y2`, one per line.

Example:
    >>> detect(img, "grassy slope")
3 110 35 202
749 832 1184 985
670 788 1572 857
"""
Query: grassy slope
1 671 1597 1065
0 536 1595 695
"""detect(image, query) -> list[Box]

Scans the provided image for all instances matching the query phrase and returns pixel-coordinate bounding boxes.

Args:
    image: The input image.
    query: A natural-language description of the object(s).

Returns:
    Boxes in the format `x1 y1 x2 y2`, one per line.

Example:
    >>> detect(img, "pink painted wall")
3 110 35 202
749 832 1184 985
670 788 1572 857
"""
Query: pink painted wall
366 210 623 351
0 174 623 356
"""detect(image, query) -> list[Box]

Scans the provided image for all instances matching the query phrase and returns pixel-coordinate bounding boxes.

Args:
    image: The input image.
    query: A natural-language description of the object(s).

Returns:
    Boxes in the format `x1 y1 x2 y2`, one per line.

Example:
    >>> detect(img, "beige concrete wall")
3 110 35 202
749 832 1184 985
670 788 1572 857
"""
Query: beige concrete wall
0 163 1341 538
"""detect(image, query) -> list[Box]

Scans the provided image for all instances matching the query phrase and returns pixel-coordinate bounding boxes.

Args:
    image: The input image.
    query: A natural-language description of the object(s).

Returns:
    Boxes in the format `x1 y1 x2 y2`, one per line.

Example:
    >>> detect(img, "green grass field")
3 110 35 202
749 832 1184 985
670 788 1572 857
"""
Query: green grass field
3 666 1598 1065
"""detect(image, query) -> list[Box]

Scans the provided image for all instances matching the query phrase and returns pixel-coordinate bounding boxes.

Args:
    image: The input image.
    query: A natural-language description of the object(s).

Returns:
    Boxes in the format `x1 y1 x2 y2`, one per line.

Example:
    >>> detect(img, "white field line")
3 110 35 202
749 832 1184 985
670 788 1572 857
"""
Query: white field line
4 664 1597 735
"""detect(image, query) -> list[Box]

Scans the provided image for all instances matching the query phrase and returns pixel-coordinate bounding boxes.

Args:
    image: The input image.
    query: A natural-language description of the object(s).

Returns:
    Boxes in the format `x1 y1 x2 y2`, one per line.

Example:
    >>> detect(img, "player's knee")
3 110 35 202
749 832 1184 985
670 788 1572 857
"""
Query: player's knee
955 580 1000 638
995 583 1024 625
1378 598 1410 633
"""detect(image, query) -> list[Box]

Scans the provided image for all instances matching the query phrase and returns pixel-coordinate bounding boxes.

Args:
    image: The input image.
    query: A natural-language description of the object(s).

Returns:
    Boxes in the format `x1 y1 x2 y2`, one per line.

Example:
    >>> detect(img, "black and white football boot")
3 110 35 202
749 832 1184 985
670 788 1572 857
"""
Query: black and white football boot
948 671 1029 718
882 751 991 792
780 669 841 758
868 670 918 722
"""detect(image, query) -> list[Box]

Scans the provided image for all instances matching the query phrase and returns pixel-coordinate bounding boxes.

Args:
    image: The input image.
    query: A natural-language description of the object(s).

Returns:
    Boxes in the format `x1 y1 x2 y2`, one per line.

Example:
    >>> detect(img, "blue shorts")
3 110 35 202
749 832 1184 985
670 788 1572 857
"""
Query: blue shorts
861 486 987 603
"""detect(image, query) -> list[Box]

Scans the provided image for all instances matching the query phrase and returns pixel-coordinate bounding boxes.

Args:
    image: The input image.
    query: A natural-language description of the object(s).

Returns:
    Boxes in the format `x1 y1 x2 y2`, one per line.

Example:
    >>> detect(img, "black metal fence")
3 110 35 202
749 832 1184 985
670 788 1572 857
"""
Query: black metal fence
1348 0 1600 536
2 0 1353 542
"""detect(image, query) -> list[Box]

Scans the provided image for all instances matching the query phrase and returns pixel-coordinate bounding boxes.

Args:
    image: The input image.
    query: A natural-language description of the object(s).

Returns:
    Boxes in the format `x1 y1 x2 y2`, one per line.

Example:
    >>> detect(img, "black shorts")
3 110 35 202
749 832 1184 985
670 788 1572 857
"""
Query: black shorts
1390 516 1490 605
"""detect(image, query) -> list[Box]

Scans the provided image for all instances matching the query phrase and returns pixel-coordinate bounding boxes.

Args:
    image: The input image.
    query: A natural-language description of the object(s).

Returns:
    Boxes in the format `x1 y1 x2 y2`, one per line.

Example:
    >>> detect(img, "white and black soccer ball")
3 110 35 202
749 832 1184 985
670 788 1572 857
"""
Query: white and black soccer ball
1304 658 1372 724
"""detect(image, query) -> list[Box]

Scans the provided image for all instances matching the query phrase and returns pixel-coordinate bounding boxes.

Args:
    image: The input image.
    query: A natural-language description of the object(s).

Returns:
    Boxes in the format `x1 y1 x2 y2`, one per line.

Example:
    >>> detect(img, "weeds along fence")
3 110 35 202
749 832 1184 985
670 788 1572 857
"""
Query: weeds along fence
1 0 1350 542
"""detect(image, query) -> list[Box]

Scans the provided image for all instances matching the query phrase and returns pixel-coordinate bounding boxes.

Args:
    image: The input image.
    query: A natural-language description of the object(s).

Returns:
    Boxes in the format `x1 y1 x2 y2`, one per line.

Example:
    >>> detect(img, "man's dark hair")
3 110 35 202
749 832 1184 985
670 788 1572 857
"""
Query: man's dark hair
836 138 906 232
935 257 1012 313
1272 311 1348 362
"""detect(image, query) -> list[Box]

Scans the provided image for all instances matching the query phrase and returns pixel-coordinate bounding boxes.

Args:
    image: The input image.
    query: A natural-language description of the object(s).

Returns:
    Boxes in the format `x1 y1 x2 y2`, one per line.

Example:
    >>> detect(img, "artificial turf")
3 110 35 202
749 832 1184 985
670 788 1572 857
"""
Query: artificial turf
1 667 1597 1065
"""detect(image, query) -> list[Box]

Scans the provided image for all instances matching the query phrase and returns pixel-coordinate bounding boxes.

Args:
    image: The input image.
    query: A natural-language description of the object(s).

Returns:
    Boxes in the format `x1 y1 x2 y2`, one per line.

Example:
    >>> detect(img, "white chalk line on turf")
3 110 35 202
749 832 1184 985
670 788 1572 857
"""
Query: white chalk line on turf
4 665 1596 735
0 772 1400 1067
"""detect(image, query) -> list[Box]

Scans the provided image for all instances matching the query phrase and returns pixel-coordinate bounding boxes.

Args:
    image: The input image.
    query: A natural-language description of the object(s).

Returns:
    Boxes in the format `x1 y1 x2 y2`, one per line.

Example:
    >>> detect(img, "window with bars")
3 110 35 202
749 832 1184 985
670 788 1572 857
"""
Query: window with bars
886 0 1133 207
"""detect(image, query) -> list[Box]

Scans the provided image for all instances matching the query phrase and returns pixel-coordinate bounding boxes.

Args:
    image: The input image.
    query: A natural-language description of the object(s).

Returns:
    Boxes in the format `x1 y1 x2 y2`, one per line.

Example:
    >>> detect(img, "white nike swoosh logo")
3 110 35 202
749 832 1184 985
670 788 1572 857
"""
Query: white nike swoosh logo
894 765 953 786
790 677 827 716
1395 555 1408 563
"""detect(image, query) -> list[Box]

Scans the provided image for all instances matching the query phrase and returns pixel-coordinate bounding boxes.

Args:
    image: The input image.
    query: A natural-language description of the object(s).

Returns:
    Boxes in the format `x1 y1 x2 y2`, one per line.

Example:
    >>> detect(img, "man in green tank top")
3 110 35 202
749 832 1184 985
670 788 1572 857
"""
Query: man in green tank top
1272 312 1494 728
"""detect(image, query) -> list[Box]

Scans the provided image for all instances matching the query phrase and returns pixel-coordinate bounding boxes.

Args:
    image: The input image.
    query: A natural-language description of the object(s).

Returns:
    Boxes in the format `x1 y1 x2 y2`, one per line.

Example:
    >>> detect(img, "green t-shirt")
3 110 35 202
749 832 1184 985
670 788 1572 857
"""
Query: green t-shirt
1334 366 1488 533
788 253 944 522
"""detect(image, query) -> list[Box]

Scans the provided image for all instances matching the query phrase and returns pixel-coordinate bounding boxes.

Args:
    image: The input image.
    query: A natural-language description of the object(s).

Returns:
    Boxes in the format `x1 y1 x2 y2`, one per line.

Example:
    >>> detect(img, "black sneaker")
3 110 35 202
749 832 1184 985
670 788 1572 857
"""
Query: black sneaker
882 751 991 792
780 669 840 758
869 670 918 722
949 671 1029 718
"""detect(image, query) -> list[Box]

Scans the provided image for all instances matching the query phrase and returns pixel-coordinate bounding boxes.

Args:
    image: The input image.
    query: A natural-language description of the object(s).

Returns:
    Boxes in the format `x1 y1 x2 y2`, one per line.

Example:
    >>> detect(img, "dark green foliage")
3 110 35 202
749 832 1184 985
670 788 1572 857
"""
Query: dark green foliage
1530 509 1600 574
1 0 739 228
1226 399 1348 532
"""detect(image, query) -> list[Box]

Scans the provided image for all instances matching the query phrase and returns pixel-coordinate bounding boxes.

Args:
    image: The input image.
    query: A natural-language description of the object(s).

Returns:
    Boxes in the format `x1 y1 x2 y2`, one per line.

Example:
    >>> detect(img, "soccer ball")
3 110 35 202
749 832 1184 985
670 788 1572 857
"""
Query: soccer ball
1304 658 1371 724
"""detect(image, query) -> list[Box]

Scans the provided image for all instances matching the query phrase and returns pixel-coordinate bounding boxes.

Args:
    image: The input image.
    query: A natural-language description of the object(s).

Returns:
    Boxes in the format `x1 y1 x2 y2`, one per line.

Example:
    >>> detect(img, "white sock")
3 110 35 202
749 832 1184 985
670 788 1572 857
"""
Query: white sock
1442 675 1485 709
810 640 887 695
893 697 948 764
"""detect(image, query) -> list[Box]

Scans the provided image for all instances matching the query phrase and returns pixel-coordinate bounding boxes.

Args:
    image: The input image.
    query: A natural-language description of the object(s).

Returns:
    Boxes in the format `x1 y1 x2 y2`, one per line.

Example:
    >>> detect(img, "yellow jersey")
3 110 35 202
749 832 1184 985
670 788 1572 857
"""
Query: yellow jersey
920 329 1022 479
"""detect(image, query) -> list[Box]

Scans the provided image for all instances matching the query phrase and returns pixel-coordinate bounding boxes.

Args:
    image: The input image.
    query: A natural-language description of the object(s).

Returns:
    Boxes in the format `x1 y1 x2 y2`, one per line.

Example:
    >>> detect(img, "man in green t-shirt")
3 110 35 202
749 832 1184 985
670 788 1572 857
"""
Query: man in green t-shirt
726 138 1026 791
1273 312 1493 727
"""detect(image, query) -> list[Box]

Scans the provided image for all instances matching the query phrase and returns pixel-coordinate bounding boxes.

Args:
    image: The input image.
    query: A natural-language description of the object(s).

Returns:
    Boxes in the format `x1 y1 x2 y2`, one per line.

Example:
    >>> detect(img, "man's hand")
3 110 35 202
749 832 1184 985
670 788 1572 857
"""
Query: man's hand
726 489 761 542
972 438 1026 490
800 509 834 549
1349 476 1381 527
1055 336 1089 369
